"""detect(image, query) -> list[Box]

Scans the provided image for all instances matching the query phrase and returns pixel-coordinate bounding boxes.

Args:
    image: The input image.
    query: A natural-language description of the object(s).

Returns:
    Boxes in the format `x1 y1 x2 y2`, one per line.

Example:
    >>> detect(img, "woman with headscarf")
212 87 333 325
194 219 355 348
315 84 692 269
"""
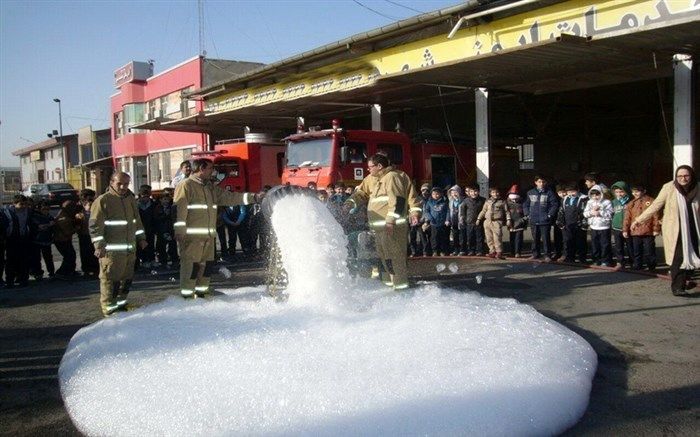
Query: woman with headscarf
632 166 700 296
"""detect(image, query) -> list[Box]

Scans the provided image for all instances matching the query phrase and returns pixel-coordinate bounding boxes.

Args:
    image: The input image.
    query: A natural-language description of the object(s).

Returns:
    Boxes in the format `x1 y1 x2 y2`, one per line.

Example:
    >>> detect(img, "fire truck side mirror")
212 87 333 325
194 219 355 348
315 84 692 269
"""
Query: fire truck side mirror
339 146 349 165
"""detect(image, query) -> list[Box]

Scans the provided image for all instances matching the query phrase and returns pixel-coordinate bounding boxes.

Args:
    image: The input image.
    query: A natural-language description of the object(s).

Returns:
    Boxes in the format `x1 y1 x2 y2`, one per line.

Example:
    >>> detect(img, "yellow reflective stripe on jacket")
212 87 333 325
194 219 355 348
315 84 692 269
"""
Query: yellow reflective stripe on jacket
135 230 145 236
194 286 209 292
91 236 104 243
174 221 186 227
187 204 210 209
409 207 422 213
370 196 389 203
181 289 194 297
104 220 128 225
370 218 406 228
185 227 216 235
243 193 255 205
105 243 134 251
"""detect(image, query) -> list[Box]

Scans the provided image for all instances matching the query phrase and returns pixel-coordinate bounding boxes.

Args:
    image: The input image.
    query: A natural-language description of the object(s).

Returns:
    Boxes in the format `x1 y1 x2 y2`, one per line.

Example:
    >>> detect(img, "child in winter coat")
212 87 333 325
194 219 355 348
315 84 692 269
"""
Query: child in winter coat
622 183 660 271
137 185 156 267
506 185 526 258
583 185 613 266
446 185 463 255
154 194 178 266
611 181 632 270
423 187 449 256
476 187 508 259
556 183 588 263
553 185 567 260
459 185 486 256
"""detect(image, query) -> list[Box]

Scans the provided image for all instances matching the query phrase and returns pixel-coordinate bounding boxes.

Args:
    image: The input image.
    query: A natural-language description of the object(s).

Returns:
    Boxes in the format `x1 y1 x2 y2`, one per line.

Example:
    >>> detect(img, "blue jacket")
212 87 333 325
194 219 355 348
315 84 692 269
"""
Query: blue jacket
424 197 448 226
523 187 559 225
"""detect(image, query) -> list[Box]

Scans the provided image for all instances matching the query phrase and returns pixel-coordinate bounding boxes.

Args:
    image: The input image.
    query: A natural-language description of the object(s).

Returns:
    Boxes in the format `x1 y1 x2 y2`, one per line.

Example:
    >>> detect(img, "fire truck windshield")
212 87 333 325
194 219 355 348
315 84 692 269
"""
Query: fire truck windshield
214 159 240 181
286 138 332 167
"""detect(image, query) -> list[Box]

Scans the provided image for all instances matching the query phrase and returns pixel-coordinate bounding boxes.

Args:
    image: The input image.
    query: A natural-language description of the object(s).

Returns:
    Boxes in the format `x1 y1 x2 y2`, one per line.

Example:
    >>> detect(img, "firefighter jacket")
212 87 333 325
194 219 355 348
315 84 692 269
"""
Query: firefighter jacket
173 175 256 239
346 166 421 229
89 187 146 253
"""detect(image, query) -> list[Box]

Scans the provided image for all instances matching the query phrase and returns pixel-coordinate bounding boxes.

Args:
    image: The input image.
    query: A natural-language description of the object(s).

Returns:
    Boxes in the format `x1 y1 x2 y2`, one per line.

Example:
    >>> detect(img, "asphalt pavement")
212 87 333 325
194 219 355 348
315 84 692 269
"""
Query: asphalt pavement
0 256 698 436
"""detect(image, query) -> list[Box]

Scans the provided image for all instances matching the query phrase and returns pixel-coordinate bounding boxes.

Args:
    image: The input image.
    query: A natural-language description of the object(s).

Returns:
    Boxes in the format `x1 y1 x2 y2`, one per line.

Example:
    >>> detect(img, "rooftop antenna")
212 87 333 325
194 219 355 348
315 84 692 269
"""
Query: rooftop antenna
198 0 206 57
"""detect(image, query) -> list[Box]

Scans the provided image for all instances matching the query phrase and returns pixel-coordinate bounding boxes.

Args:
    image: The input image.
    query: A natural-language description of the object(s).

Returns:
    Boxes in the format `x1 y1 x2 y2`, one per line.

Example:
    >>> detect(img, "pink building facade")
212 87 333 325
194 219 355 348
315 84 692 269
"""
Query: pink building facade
110 57 206 191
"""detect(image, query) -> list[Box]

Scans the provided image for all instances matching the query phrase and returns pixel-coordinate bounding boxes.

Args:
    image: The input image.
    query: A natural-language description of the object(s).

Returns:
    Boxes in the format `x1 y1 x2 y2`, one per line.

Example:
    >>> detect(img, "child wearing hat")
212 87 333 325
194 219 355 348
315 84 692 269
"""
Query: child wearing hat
556 182 589 263
583 185 613 266
447 185 464 255
622 183 660 271
506 185 526 257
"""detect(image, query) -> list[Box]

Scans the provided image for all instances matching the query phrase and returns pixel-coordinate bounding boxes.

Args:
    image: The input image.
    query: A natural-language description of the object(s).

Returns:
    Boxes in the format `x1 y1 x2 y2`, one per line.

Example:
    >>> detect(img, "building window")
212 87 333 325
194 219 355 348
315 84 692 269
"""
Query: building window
147 86 196 121
124 103 146 133
511 137 535 170
114 111 124 139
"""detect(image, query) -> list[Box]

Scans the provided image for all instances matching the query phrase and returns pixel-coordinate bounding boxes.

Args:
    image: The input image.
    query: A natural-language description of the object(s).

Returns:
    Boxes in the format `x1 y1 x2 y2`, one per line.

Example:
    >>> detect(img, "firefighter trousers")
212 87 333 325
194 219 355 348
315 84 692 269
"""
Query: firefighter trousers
99 252 136 314
179 237 216 297
374 223 409 290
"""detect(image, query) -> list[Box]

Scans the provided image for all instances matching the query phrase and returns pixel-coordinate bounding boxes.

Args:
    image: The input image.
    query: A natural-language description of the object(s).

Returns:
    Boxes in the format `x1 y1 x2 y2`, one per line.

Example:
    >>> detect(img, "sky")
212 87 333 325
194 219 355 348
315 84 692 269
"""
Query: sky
0 0 459 168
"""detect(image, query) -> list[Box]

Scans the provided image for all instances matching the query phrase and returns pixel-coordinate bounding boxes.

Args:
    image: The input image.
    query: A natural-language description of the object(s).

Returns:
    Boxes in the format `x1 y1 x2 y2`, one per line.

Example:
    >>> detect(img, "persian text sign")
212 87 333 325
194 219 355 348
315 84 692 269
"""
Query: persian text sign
205 0 699 114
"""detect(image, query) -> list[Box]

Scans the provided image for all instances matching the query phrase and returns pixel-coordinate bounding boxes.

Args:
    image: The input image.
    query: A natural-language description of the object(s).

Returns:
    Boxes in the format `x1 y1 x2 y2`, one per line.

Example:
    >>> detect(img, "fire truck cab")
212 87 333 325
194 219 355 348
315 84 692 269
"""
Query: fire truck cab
193 136 285 192
282 121 474 189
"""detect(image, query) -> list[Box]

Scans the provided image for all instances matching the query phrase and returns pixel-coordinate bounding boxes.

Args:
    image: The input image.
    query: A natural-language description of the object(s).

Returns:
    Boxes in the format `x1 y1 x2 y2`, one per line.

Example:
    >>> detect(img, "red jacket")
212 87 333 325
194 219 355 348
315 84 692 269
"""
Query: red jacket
622 195 660 236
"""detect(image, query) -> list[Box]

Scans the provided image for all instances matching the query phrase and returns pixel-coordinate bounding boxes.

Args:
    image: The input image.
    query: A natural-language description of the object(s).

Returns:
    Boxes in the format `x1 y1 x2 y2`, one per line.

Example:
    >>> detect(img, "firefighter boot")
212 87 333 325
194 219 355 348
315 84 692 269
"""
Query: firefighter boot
116 280 132 309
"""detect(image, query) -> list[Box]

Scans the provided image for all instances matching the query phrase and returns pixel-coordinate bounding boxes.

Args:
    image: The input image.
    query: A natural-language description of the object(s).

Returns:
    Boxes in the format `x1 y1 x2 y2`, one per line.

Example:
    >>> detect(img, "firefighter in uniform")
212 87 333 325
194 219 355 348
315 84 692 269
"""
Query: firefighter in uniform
174 158 258 298
345 154 422 290
89 172 148 316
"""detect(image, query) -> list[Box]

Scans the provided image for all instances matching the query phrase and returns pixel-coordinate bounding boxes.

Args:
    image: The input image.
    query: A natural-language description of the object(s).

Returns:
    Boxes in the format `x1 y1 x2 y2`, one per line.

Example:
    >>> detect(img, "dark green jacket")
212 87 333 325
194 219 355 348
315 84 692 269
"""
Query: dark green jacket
610 181 631 231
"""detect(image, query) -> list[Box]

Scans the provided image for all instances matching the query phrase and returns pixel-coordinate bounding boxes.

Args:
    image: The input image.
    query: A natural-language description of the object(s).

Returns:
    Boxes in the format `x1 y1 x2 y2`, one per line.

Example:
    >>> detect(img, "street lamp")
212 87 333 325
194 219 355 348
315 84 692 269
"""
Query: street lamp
53 98 66 182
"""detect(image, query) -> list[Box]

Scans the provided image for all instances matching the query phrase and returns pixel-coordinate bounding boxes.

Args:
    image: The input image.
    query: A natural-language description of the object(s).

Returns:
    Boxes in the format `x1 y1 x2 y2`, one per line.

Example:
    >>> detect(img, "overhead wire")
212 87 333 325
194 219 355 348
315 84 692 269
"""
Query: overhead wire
204 4 220 59
352 0 400 21
437 86 471 179
652 52 674 160
383 0 424 14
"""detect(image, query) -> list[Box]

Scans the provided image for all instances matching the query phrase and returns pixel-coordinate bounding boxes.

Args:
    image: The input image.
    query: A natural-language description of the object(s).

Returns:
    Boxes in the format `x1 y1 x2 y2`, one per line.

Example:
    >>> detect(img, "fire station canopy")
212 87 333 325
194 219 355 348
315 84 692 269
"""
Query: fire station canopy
133 0 700 136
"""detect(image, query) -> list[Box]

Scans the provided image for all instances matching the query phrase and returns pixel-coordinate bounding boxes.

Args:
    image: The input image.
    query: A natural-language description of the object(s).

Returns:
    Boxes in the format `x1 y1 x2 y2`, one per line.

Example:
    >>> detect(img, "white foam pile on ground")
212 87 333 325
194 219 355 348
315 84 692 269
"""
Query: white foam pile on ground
59 193 597 436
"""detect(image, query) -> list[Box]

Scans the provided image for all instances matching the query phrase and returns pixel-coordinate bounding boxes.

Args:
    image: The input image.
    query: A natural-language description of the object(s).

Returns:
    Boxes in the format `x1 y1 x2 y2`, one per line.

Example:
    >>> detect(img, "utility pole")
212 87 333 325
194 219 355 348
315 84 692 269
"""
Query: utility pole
198 0 206 57
53 98 67 182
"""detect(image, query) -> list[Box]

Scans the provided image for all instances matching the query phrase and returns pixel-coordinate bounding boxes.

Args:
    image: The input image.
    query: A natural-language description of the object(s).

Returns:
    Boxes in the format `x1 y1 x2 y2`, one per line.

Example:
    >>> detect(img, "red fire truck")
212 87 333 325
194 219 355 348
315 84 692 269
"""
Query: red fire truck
193 134 286 192
282 120 475 189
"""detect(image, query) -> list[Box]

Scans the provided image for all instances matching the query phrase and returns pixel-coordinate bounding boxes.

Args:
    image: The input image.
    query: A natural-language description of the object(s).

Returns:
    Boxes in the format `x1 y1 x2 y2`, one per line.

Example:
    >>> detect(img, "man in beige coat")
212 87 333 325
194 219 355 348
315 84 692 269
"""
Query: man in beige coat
174 158 258 298
90 172 148 316
345 154 422 290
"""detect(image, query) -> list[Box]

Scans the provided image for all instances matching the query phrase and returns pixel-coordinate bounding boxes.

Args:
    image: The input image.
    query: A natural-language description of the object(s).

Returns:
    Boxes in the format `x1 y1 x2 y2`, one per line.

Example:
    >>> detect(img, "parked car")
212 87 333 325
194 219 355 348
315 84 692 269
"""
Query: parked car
28 183 79 207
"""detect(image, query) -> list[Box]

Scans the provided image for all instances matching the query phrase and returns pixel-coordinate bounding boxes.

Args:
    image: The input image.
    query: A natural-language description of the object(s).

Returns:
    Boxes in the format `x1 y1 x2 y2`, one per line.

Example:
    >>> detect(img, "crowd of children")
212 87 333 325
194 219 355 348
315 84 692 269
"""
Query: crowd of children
405 172 662 272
